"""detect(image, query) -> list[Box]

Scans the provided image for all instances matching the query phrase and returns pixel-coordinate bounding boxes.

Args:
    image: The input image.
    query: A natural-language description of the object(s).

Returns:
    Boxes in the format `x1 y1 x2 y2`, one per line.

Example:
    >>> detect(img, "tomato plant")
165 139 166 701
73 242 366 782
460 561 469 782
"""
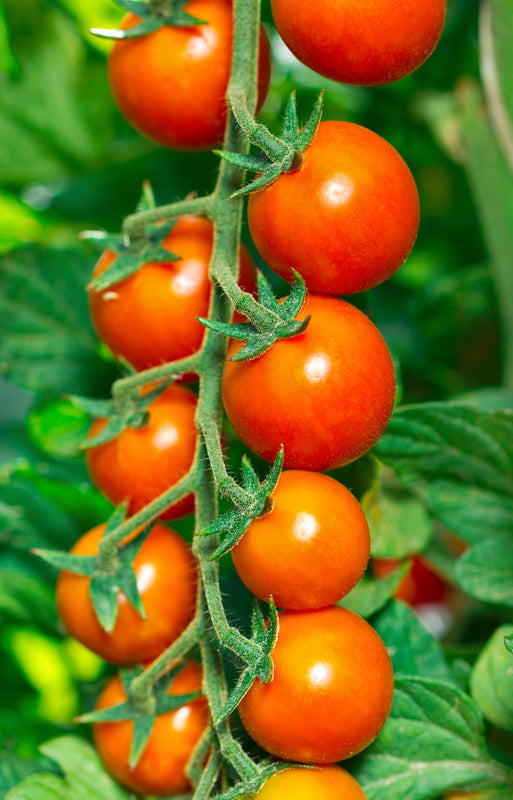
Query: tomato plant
231 470 370 609
93 662 208 796
86 384 197 520
223 294 396 471
270 0 446 86
89 216 257 372
56 522 197 665
238 606 394 762
247 120 419 296
108 0 271 150
248 765 367 799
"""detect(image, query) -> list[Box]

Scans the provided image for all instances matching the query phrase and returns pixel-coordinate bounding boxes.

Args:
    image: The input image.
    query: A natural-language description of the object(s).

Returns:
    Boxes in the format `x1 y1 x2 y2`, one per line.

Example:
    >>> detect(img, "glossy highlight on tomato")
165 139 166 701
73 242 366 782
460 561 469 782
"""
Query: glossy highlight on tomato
94 662 208 796
248 121 419 296
232 470 370 609
56 522 197 665
108 0 272 150
89 216 257 372
238 606 394 762
248 765 368 799
223 294 396 471
86 384 197 520
270 0 446 86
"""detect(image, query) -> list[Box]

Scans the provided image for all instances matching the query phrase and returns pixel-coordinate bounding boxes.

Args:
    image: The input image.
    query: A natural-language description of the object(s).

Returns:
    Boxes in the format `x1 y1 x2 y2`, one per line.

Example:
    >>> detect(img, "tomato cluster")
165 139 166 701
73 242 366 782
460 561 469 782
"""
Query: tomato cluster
65 0 446 796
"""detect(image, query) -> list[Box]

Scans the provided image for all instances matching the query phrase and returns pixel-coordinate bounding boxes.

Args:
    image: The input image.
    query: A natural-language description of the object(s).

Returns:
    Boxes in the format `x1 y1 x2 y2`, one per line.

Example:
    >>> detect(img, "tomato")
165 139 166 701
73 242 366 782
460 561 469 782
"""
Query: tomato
270 0 446 86
94 662 208 796
247 765 367 799
231 470 370 609
238 606 394 762
222 294 396 471
247 121 419 296
86 384 197 520
108 0 272 150
56 522 197 665
89 216 257 373
372 555 450 608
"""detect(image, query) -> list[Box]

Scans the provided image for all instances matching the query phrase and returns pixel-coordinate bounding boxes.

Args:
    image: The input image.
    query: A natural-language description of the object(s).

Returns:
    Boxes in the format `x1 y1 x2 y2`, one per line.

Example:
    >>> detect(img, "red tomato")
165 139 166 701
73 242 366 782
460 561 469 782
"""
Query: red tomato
89 216 257 373
238 606 394 762
222 294 396 471
247 121 419 296
232 470 370 609
372 555 451 607
56 522 197 665
108 0 272 150
250 765 367 799
270 0 446 86
94 662 208 796
86 384 197 520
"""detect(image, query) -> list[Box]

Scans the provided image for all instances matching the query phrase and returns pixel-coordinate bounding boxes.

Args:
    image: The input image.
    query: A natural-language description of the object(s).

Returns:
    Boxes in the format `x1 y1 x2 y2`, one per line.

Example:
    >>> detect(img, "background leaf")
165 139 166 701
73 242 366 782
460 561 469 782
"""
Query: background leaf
471 625 513 731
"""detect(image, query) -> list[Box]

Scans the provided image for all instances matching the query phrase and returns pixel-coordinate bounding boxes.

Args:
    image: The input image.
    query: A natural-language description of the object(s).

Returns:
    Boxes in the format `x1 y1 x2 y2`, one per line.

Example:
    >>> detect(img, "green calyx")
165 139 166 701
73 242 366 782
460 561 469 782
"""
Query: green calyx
71 380 169 448
77 663 201 767
36 507 150 633
91 0 206 41
200 270 310 361
214 599 278 725
218 91 324 197
201 450 283 561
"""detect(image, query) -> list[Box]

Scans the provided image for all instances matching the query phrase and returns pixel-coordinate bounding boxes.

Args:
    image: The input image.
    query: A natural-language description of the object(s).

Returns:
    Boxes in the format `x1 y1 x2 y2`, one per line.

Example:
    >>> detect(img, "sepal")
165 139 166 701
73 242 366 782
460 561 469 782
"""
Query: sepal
91 0 205 40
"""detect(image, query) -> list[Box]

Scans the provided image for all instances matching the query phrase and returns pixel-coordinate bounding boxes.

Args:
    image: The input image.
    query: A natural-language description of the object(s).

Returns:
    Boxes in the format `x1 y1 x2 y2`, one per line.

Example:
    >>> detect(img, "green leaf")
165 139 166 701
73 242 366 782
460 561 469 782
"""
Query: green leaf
0 754 57 798
506 633 513 654
372 601 453 683
5 736 133 800
375 404 513 544
488 0 513 131
455 534 513 606
340 562 410 619
354 677 513 800
362 486 432 559
0 564 58 631
471 625 513 731
27 398 90 459
0 246 118 396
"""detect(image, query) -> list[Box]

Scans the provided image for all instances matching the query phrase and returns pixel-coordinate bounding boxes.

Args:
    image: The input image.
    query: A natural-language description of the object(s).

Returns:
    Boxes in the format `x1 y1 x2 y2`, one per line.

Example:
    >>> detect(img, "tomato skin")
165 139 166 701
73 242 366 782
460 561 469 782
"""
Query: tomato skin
222 294 396 471
249 765 367 799
56 523 197 665
270 0 446 86
248 121 419 296
93 662 208 796
86 384 197 520
238 606 394 763
89 216 256 372
108 0 271 150
232 470 370 609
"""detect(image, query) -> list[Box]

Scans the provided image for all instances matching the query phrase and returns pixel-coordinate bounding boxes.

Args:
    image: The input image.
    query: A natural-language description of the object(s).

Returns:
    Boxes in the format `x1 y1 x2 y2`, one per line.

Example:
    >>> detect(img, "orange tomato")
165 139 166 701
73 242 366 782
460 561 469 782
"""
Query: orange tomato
89 216 256 372
247 765 368 799
94 662 208 796
108 0 271 150
86 384 197 520
238 606 394 763
270 0 446 86
223 295 396 471
232 470 370 609
56 522 197 665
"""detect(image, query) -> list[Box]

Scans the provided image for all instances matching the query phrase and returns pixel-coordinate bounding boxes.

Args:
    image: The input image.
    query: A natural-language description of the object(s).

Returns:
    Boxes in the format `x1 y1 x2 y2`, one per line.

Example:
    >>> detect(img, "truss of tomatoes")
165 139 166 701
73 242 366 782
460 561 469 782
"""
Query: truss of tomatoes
55 0 449 794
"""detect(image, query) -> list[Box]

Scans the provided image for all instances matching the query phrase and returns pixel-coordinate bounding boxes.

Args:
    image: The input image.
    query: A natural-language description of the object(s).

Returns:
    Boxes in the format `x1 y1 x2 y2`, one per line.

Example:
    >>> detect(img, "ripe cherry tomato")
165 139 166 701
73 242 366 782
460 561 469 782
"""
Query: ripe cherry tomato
108 0 272 150
270 0 446 86
222 294 396 471
238 606 394 762
86 384 197 520
372 555 450 608
250 765 367 799
56 522 197 665
231 470 370 609
89 216 257 373
247 121 419 296
94 662 208 796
